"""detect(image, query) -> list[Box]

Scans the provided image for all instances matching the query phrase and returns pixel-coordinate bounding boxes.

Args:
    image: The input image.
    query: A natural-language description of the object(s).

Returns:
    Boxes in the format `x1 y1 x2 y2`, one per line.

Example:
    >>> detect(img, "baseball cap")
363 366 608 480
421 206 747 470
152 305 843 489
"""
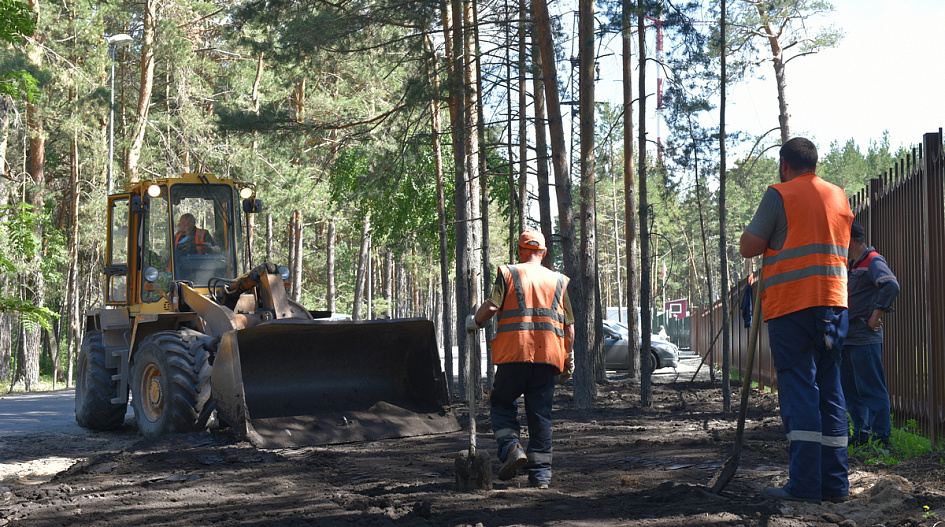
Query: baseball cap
851 220 865 240
518 229 546 250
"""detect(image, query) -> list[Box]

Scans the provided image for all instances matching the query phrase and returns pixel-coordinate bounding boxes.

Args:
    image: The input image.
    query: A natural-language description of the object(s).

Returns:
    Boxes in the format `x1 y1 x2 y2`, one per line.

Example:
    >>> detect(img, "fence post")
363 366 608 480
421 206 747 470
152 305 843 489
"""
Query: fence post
923 132 945 443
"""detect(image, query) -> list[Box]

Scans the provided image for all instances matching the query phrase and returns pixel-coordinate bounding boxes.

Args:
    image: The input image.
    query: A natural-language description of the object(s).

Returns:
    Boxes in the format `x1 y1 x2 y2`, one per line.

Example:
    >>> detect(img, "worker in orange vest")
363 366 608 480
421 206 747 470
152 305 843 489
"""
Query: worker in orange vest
466 229 574 489
174 213 220 255
740 137 854 505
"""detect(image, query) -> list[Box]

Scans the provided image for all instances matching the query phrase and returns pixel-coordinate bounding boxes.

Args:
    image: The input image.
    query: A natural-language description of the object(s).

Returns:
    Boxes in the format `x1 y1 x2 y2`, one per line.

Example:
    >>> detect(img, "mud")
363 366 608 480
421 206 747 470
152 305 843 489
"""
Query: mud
2 372 944 526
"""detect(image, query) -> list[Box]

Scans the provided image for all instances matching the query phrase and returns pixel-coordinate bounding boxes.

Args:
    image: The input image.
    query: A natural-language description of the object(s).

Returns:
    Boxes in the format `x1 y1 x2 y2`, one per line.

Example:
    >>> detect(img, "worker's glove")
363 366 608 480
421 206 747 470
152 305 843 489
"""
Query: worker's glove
465 314 479 333
557 353 574 384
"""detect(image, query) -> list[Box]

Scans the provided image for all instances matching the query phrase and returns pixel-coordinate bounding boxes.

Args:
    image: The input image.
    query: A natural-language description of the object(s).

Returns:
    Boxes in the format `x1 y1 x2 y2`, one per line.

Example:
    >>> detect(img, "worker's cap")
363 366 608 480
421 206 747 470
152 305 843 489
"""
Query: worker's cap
851 220 865 240
518 229 546 250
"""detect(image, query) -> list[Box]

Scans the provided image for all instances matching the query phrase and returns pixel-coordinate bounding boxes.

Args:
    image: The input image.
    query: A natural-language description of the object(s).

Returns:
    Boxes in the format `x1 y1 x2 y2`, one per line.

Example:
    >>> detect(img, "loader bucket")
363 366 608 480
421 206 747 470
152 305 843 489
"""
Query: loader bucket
212 318 459 448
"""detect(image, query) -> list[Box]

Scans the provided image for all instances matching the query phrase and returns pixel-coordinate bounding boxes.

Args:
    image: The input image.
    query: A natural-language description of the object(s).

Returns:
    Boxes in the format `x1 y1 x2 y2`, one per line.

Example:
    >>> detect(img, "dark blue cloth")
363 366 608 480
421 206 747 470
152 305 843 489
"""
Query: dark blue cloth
741 281 753 329
841 343 892 442
490 363 556 486
846 248 899 345
768 306 850 500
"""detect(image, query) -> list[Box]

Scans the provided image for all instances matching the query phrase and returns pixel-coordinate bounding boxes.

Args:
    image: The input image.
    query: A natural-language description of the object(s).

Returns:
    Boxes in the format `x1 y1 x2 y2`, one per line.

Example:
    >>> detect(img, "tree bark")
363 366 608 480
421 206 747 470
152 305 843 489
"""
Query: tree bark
638 0 653 407
352 214 371 320
125 0 157 182
575 0 599 406
622 0 641 383
532 41 554 269
326 218 336 313
531 0 584 400
719 0 732 412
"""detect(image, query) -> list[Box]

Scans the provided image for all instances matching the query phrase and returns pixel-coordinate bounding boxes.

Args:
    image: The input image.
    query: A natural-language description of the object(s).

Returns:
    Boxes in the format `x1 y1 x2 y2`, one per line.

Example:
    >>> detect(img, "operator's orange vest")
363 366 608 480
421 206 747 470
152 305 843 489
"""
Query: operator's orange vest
761 173 853 320
174 229 208 254
490 263 569 373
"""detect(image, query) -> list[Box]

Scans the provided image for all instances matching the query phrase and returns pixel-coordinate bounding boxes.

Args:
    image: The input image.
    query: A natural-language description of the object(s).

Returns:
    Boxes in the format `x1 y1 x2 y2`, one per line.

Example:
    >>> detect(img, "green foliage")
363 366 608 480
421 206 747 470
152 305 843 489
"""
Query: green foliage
0 204 59 330
850 418 935 465
0 0 35 44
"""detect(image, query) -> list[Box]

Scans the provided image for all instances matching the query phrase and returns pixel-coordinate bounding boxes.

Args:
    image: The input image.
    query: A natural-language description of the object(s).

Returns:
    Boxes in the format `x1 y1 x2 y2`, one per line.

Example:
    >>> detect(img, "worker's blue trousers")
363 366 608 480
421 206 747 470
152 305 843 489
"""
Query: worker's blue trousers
491 362 555 486
840 343 892 443
768 307 850 500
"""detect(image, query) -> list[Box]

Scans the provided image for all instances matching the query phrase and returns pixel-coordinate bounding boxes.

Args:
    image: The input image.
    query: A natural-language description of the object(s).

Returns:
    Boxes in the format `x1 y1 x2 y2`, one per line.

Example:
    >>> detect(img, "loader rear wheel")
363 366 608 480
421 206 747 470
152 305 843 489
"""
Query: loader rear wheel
75 330 127 430
131 330 214 437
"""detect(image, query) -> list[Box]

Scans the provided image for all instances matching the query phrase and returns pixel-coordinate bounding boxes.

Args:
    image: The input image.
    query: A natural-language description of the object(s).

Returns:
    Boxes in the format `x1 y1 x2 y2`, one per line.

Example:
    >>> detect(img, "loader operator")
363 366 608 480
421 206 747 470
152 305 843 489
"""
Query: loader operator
174 213 220 255
466 229 574 489
740 137 854 505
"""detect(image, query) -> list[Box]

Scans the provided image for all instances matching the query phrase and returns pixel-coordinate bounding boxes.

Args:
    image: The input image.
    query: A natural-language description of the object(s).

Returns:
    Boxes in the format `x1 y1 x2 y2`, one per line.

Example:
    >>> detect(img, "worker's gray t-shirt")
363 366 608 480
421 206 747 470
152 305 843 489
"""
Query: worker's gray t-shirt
746 187 789 252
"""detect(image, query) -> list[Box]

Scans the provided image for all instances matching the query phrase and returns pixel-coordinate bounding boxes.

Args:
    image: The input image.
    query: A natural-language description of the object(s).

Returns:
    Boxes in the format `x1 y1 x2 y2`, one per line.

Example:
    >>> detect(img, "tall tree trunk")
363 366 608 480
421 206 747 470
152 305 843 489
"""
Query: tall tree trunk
575 0 599 406
532 40 554 269
638 0 653 407
755 5 790 143
353 214 371 321
463 0 483 396
291 210 302 302
473 0 493 390
19 5 45 391
66 129 81 387
424 33 454 388
326 218 336 313
265 213 273 264
125 0 157 182
517 0 528 236
531 0 584 397
383 249 392 318
719 0 732 411
447 0 471 397
0 95 11 178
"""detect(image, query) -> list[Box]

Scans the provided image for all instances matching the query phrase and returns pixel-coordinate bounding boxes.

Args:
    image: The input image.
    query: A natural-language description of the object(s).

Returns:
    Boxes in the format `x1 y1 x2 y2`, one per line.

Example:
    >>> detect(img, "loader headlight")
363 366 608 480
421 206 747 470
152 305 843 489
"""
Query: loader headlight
144 266 159 282
146 184 162 198
239 186 255 200
278 265 290 280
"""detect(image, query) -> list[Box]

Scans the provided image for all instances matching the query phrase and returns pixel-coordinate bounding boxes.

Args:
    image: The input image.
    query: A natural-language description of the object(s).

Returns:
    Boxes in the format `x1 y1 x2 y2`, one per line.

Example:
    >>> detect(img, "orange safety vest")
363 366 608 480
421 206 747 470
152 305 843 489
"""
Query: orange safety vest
175 228 208 254
490 263 569 373
761 173 853 320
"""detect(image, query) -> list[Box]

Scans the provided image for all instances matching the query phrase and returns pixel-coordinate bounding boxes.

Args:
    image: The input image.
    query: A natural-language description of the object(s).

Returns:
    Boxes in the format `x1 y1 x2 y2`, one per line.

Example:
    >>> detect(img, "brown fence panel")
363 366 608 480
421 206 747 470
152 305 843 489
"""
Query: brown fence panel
691 130 945 442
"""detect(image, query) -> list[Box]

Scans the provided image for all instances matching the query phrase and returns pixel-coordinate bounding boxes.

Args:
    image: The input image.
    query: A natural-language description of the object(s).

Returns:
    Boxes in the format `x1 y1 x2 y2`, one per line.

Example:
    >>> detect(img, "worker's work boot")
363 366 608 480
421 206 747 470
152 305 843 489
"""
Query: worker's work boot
498 444 527 480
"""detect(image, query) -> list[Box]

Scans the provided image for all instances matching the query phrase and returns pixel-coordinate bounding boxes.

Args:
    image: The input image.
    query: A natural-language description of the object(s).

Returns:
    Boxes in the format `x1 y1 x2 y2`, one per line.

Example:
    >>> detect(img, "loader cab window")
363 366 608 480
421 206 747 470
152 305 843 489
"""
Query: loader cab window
170 184 239 286
141 189 171 303
106 196 129 304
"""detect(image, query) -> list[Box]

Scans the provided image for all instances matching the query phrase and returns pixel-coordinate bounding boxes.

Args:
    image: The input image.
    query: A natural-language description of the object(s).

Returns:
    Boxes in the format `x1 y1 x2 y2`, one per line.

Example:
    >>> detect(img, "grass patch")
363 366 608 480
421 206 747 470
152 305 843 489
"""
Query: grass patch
850 419 936 465
1 374 67 395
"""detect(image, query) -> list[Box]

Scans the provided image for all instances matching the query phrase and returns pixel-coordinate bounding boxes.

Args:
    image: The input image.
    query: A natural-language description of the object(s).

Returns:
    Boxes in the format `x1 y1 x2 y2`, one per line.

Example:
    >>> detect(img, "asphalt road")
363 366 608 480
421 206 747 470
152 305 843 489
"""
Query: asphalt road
0 389 132 436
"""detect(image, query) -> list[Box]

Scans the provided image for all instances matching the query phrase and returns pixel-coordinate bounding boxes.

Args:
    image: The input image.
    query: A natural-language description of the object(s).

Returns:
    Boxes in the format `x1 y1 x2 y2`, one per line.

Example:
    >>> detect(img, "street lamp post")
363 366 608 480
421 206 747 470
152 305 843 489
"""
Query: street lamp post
106 33 133 193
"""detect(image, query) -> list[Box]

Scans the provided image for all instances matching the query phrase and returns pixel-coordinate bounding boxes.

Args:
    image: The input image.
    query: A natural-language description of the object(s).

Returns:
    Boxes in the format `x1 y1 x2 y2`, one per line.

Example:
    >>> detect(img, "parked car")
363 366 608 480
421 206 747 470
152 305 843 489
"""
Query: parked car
602 320 679 372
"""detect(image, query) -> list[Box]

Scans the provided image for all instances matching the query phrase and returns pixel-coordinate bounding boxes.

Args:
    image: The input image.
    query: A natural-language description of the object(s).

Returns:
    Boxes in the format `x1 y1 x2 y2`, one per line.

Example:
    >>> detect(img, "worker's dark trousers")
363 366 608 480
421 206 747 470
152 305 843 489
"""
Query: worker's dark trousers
768 307 850 500
841 343 892 443
491 362 555 485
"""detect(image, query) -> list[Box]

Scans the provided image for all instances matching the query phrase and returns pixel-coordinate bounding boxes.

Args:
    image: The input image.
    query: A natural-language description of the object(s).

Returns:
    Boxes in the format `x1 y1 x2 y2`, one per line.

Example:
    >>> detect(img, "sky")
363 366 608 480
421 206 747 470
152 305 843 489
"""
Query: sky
589 0 945 158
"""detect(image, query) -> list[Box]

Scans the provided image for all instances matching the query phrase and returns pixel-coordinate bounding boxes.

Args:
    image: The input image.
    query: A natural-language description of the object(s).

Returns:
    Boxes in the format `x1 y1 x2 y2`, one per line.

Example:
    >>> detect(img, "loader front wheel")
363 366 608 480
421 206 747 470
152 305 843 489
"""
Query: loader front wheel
75 330 127 430
131 330 214 437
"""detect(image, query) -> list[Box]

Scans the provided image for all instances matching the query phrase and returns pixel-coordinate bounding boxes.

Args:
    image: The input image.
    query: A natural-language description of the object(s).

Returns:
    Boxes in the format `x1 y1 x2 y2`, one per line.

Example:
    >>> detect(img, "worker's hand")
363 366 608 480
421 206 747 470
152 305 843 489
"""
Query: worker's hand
465 314 479 333
558 353 574 384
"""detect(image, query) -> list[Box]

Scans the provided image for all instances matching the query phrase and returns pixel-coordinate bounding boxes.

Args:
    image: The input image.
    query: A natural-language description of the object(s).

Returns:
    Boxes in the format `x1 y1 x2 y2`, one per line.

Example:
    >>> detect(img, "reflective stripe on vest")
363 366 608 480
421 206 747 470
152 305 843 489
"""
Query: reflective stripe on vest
761 174 852 320
491 263 568 372
175 229 207 254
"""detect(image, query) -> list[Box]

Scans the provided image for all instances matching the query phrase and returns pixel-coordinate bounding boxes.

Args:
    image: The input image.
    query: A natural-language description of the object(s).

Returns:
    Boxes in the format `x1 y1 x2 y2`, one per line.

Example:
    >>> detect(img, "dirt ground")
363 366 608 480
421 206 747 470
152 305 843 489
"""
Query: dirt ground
3 370 945 526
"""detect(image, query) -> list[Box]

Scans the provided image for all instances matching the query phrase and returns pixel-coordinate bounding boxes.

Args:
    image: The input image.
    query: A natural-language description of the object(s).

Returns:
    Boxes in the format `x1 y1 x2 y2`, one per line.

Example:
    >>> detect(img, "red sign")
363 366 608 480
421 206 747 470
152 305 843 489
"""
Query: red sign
664 298 688 320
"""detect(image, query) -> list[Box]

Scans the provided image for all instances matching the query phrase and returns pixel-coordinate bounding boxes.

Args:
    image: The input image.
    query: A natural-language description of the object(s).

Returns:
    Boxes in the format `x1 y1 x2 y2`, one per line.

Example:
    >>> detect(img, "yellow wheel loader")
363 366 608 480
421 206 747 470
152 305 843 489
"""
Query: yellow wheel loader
75 173 458 448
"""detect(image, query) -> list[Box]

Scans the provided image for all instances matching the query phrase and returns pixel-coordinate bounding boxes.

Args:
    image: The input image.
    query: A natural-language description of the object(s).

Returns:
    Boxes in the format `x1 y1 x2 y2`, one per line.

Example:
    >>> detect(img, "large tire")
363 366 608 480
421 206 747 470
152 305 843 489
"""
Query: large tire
75 330 127 430
131 329 214 436
648 350 659 373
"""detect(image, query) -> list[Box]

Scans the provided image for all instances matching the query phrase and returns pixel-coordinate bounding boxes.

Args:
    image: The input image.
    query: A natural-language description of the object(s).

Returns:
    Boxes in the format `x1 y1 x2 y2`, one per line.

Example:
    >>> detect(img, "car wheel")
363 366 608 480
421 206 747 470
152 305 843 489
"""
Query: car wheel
648 350 659 372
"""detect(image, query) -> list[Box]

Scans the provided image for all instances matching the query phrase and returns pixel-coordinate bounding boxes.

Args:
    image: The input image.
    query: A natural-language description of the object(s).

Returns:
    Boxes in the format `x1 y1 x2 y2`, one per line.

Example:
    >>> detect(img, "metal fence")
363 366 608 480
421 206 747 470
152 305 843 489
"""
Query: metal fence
691 130 945 442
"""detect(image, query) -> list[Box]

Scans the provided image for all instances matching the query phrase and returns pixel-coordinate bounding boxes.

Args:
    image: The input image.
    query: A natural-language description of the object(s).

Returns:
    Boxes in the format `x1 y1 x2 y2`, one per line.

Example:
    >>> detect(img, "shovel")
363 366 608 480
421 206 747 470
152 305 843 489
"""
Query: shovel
709 270 763 494
454 329 492 491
